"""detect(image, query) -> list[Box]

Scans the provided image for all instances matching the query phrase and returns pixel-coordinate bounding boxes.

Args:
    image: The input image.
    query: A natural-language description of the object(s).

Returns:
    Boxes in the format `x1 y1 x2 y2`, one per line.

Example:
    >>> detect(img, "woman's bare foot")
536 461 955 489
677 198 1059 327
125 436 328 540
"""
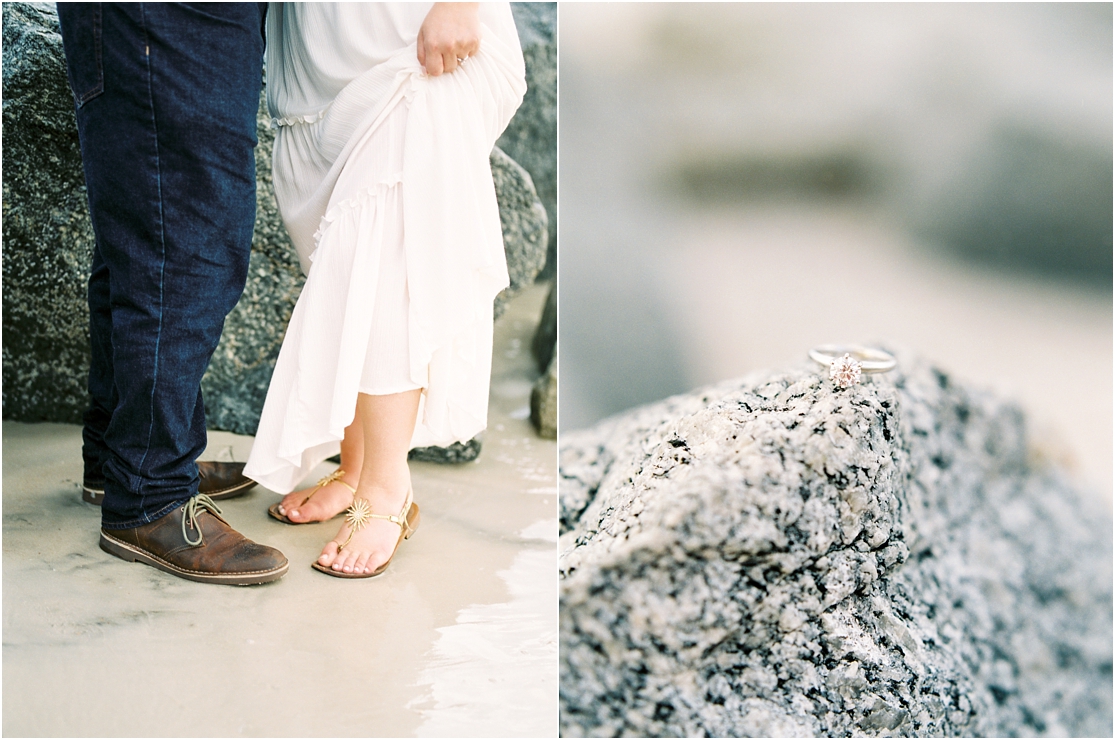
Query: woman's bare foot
276 469 360 523
317 483 413 575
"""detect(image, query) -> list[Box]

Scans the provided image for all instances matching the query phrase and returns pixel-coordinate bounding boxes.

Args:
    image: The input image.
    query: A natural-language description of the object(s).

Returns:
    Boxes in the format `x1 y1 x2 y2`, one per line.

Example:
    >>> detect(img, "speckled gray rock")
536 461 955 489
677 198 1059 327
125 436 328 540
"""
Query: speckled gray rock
409 437 483 465
559 352 1112 737
2 2 92 424
499 1 556 281
2 2 549 453
491 146 549 320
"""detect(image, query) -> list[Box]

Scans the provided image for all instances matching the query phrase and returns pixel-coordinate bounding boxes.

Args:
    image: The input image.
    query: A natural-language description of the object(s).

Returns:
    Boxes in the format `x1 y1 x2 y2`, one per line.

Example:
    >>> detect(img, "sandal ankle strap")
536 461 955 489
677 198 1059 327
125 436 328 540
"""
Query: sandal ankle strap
315 468 357 496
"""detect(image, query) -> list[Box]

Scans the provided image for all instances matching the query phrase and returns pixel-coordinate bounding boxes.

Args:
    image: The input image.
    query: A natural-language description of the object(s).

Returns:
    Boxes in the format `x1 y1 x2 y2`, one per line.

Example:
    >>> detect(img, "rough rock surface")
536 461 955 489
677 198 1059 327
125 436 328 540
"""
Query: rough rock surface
2 2 550 453
559 352 1112 737
491 147 549 319
2 2 94 424
409 437 484 466
500 1 556 281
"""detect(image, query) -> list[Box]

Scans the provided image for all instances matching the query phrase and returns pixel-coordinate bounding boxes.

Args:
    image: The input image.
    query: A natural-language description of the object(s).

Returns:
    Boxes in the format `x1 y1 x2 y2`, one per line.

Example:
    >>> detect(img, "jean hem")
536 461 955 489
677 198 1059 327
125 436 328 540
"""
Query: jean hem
100 496 189 531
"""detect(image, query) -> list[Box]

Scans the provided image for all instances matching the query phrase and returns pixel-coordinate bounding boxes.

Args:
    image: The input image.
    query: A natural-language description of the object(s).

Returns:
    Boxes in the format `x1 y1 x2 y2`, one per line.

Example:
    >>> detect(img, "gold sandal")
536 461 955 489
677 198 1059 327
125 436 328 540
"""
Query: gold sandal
268 468 356 525
311 489 420 579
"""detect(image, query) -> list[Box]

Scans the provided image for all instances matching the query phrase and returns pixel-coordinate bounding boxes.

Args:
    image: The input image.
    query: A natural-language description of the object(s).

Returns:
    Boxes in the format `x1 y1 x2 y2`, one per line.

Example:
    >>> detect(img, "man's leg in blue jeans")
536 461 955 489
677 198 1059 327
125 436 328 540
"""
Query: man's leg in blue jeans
59 3 286 584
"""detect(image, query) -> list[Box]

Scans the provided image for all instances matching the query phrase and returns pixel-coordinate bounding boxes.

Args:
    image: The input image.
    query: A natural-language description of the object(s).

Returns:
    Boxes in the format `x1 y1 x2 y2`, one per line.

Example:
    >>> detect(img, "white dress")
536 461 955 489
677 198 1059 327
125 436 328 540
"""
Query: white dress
244 3 526 494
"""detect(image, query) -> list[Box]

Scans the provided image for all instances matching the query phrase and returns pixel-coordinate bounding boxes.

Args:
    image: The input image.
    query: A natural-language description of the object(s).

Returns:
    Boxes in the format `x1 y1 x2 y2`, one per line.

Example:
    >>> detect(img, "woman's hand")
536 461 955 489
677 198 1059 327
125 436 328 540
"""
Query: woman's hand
417 3 480 76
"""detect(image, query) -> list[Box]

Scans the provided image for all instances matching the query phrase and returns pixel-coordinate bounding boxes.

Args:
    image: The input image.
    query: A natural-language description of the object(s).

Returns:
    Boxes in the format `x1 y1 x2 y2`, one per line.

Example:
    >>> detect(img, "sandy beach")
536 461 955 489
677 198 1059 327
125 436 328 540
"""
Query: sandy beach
2 283 557 738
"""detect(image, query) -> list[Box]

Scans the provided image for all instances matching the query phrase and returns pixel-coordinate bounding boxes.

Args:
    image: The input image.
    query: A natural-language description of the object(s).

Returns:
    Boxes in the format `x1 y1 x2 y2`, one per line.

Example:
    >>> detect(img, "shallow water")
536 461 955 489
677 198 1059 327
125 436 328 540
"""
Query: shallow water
409 547 558 737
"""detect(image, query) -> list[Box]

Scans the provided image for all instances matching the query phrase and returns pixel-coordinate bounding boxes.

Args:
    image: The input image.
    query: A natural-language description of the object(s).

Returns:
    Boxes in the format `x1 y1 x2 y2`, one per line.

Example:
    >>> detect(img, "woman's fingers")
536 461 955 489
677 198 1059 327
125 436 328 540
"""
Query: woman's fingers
425 47 444 76
418 2 480 76
439 51 455 76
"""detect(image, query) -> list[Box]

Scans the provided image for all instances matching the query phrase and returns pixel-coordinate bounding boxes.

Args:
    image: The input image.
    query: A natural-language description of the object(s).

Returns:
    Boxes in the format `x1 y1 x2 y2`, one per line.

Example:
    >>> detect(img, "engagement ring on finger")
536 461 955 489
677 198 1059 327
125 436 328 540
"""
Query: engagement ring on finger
809 345 896 388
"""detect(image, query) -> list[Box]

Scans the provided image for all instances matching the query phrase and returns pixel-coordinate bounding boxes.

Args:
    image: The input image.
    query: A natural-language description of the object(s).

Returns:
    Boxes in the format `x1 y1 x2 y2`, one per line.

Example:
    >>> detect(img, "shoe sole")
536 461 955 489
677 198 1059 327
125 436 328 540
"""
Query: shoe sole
310 504 420 579
83 477 258 506
99 531 288 586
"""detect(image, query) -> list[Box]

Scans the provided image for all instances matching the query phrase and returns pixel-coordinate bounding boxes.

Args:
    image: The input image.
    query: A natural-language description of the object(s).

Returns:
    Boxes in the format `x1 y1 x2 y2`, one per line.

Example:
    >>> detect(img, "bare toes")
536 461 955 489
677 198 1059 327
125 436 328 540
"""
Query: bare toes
318 540 339 566
352 550 374 574
278 492 303 516
333 545 356 572
295 497 331 522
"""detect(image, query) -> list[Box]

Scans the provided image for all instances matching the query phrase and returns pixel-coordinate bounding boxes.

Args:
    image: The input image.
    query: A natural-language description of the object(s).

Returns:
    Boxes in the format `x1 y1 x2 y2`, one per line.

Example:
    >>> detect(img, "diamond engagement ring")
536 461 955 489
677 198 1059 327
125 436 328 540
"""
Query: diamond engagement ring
809 345 896 388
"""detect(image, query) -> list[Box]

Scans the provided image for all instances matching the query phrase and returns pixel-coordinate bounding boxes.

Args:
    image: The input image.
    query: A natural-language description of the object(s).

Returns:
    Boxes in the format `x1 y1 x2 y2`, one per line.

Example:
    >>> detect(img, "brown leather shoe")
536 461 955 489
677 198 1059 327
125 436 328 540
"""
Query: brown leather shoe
99 494 288 585
82 461 257 505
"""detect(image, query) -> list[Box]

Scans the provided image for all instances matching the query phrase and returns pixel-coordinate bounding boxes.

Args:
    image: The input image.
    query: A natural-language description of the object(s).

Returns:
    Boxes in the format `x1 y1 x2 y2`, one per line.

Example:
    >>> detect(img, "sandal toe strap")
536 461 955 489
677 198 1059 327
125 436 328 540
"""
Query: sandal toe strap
337 490 415 550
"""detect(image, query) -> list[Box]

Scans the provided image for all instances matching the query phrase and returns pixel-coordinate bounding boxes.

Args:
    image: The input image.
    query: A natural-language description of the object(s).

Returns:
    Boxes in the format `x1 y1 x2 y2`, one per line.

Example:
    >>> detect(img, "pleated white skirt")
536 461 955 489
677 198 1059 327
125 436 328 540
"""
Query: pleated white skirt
244 3 526 494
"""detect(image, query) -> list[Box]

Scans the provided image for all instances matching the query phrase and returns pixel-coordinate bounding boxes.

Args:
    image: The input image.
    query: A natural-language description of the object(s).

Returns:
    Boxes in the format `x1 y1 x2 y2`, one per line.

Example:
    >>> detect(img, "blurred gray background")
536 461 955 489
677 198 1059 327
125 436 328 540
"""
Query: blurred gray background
558 3 1112 503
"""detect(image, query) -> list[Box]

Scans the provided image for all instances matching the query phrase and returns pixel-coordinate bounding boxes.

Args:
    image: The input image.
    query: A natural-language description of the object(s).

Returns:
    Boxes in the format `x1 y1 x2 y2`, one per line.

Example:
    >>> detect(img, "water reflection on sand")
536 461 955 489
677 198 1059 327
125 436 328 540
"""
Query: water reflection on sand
410 544 558 737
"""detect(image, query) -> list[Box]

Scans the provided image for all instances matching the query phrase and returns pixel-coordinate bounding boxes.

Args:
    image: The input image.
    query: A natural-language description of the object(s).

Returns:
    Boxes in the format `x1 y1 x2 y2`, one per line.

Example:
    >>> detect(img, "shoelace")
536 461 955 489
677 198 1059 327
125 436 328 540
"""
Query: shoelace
181 494 223 546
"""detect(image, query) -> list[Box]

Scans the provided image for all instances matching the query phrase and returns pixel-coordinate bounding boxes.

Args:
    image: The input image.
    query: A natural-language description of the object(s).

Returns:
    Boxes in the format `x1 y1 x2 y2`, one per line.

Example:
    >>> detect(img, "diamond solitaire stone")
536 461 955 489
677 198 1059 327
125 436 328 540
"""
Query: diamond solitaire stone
830 354 862 388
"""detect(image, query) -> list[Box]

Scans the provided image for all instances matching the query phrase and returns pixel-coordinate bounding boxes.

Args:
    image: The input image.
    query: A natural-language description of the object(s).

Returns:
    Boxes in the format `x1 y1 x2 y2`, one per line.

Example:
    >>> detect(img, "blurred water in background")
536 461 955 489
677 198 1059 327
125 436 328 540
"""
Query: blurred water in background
558 3 1112 503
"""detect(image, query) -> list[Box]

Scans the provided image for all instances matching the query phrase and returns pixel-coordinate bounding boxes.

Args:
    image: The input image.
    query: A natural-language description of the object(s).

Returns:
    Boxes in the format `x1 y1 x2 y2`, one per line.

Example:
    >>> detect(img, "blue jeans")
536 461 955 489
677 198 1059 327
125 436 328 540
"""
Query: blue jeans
58 3 267 528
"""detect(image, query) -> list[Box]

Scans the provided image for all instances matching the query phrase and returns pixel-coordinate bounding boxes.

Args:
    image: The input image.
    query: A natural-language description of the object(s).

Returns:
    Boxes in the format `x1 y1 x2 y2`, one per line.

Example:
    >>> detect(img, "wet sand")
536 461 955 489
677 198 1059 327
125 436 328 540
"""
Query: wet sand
2 283 557 737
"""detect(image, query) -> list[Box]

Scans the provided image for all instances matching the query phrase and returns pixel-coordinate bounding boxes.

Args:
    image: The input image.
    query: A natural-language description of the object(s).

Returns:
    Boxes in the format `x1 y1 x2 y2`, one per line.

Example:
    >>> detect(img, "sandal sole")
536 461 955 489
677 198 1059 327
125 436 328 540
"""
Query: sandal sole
311 503 420 579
